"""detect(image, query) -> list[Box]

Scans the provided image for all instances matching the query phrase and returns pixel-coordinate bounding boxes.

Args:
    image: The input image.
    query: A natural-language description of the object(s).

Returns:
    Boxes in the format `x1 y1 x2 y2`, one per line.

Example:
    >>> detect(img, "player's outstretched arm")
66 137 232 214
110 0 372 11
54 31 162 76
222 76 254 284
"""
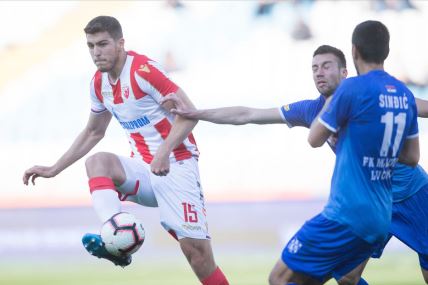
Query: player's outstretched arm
23 111 112 185
161 93 284 125
416 98 428 118
398 137 420 167
308 97 333 147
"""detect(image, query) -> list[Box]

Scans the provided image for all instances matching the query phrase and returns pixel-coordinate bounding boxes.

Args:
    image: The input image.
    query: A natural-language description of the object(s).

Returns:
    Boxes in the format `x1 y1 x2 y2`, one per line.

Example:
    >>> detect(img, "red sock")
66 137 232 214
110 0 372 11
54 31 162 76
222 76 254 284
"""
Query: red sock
201 267 229 285
88 176 116 193
88 176 121 222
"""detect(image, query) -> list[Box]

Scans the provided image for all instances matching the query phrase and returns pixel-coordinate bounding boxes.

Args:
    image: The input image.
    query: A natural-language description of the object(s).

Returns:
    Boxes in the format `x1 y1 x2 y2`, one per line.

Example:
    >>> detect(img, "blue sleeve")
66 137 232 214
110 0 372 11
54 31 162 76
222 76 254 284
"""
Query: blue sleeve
280 99 323 128
320 80 354 132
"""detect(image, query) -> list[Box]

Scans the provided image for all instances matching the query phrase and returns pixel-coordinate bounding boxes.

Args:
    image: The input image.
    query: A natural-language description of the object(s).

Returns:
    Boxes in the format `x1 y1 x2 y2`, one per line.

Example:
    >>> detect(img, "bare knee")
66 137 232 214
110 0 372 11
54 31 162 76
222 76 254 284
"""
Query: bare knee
85 152 124 181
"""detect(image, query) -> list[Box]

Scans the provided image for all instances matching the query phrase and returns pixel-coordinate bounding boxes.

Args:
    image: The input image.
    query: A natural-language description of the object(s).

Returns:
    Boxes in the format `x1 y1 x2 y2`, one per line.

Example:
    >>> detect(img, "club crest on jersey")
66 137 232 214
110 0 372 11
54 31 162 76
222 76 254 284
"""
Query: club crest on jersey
283 104 290 111
385 85 397 93
122 86 130 99
138 64 150 73
287 237 302 254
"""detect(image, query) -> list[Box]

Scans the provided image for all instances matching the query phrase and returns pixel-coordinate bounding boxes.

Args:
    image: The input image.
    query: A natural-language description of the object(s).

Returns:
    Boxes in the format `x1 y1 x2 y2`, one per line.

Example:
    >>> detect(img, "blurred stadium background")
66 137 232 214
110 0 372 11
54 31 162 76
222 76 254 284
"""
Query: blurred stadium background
1 1 428 284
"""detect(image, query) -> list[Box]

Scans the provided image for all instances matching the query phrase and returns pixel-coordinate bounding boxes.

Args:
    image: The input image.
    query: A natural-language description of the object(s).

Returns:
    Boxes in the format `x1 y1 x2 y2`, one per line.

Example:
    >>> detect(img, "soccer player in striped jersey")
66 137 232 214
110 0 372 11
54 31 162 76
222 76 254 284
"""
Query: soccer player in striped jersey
23 16 229 285
162 32 428 285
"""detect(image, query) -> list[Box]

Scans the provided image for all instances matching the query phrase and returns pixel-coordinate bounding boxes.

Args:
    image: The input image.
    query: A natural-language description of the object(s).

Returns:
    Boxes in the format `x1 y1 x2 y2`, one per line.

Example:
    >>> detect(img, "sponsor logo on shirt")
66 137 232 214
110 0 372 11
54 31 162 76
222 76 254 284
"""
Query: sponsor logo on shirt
182 224 202 231
119 116 151 130
102 91 113 97
111 107 150 130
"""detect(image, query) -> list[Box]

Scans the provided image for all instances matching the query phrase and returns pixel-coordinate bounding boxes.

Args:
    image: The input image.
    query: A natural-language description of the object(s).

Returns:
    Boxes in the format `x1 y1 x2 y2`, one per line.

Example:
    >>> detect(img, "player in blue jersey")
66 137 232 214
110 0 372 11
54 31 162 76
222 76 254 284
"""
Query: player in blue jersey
162 23 426 284
293 20 419 285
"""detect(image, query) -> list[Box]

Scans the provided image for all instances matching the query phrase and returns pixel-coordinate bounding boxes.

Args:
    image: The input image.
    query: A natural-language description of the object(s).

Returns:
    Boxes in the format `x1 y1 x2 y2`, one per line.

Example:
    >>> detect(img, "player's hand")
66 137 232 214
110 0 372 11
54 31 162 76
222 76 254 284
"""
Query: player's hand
327 133 338 148
161 93 198 119
151 154 170 176
23 165 57 185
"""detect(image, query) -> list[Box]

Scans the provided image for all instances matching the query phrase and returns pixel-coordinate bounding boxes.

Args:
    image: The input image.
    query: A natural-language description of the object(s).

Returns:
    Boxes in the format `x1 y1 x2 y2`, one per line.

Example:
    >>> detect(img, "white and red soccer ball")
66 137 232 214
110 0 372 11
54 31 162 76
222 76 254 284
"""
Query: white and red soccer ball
101 212 145 257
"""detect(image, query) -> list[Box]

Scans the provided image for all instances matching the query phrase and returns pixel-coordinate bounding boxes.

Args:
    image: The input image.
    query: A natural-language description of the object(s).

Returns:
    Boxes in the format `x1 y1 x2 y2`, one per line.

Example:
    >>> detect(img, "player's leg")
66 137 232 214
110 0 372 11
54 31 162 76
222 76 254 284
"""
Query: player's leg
418 254 428 284
422 269 428 284
336 233 391 285
179 238 227 283
85 152 126 222
114 155 158 207
279 214 375 285
83 152 156 267
86 152 158 219
335 259 369 285
84 152 130 266
268 259 319 285
388 185 428 284
152 158 229 285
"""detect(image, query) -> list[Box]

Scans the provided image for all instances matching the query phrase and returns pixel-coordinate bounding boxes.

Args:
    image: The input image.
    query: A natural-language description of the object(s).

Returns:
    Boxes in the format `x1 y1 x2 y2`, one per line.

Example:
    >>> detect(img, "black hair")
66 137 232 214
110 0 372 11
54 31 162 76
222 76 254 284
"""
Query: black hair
313 45 347 68
84 16 123 40
352 20 389 64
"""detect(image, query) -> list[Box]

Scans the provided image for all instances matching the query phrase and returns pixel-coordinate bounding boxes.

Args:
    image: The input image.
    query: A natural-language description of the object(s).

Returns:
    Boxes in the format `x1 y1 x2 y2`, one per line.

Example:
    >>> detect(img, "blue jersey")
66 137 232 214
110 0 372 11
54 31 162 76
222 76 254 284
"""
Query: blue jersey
280 96 326 128
280 94 427 204
392 163 428 202
319 70 418 243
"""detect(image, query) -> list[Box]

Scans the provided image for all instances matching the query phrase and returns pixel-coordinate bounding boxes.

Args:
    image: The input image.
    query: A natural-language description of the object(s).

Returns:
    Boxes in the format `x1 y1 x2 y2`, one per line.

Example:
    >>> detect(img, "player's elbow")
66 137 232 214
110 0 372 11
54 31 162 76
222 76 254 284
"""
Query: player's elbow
398 149 419 167
399 152 419 167
416 98 428 118
398 138 420 167
307 135 324 148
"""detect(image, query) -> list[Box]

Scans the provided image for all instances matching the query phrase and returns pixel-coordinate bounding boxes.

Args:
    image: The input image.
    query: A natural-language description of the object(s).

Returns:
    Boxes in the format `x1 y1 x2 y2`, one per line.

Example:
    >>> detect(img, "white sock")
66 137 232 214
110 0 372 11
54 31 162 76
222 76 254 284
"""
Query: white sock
91 190 122 223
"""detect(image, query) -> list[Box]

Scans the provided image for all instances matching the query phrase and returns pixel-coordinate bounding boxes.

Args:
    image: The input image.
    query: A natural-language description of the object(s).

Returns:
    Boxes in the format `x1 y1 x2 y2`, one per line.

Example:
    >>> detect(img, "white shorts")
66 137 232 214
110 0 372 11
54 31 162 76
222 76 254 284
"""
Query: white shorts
116 155 210 240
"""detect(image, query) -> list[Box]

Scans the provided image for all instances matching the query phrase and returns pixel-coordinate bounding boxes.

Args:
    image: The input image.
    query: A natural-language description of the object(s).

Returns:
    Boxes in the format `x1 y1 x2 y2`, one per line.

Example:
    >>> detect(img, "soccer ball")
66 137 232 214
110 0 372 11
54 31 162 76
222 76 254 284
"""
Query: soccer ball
100 212 145 257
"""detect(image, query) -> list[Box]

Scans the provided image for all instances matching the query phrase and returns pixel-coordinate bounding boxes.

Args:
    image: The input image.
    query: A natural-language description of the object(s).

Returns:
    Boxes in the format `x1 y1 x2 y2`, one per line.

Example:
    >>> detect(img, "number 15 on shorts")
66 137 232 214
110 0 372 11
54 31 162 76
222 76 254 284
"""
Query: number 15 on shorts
182 202 198 223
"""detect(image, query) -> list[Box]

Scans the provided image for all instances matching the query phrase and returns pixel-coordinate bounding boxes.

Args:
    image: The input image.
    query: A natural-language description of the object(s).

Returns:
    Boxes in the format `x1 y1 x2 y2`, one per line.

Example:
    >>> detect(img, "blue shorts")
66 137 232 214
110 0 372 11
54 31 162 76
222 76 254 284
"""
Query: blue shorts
282 213 378 282
372 184 428 270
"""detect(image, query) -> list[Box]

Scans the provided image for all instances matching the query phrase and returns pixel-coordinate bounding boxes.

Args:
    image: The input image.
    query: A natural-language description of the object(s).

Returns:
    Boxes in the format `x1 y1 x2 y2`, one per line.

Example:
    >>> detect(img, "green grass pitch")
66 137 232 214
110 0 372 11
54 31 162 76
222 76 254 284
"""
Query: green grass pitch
0 252 423 285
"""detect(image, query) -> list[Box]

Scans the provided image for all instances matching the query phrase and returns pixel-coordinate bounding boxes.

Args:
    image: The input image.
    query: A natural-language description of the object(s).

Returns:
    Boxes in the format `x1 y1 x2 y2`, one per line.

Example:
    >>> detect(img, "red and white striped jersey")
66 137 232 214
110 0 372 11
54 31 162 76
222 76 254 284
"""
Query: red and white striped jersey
90 51 198 163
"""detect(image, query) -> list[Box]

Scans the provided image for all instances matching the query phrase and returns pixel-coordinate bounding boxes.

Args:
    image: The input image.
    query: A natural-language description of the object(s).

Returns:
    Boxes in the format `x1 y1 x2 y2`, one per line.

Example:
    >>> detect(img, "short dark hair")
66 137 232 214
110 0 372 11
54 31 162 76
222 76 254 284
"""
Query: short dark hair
352 20 389 64
84 16 123 40
313 45 346 68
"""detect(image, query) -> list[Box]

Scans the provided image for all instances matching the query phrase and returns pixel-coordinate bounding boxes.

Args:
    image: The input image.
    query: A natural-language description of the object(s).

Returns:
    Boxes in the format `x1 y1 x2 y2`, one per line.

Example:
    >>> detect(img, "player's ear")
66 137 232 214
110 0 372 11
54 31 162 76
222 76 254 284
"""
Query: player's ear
118 38 125 50
352 45 359 61
341 68 348 79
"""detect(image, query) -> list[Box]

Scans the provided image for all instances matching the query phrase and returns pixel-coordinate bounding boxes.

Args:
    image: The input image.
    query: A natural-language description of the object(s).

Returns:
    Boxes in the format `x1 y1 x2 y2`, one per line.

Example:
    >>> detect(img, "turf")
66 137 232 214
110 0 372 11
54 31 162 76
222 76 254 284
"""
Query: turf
0 252 423 285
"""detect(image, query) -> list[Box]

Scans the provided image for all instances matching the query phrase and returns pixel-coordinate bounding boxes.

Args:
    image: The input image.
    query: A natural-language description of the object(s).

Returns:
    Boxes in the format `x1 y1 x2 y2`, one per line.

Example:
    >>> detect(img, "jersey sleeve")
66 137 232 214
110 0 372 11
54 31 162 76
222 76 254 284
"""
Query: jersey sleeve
90 77 107 114
279 99 323 128
406 96 419 139
319 80 354 133
134 60 179 104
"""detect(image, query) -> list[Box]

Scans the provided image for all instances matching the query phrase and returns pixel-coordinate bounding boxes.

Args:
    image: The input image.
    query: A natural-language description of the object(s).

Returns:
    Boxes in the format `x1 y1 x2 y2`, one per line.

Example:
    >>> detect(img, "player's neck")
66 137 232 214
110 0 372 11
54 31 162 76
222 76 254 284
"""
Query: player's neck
108 51 128 84
357 62 384 75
